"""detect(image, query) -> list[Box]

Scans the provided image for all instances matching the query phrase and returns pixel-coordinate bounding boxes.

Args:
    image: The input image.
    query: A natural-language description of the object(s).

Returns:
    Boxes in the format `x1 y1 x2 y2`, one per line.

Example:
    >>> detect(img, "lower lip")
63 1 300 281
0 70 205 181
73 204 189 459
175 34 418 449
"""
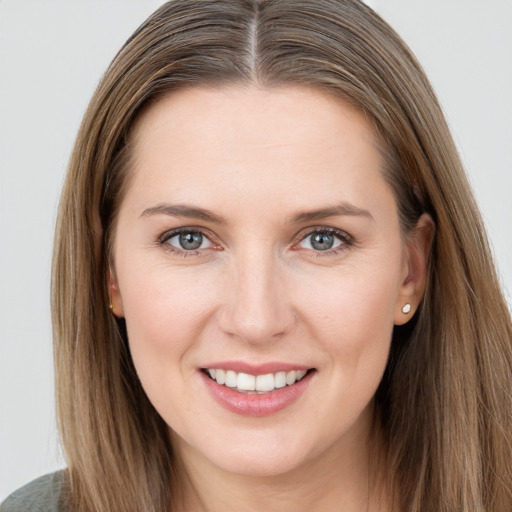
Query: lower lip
200 370 314 417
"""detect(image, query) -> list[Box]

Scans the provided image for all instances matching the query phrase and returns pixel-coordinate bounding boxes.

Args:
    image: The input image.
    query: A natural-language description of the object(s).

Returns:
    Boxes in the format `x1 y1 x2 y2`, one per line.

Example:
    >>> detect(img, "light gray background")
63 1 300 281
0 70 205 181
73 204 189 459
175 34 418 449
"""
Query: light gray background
1 0 511 500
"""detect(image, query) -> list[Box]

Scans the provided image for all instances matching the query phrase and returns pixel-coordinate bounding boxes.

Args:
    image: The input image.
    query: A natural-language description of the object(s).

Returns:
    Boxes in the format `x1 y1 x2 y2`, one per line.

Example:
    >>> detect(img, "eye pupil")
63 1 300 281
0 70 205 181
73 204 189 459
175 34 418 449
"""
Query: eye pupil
311 233 334 250
179 232 203 250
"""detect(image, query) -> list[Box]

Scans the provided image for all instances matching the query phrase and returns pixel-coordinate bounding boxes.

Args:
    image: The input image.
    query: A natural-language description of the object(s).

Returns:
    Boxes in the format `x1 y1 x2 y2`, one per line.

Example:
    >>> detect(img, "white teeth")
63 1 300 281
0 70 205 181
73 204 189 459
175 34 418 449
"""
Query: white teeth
286 371 297 385
225 370 237 388
256 373 275 392
216 369 226 385
296 370 307 381
274 371 287 388
207 368 310 392
237 372 255 391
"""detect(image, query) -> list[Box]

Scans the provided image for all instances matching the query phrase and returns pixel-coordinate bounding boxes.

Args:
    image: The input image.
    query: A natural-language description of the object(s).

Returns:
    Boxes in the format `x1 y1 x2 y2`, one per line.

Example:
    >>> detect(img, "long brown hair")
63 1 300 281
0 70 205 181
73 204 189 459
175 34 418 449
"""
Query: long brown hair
52 1 512 510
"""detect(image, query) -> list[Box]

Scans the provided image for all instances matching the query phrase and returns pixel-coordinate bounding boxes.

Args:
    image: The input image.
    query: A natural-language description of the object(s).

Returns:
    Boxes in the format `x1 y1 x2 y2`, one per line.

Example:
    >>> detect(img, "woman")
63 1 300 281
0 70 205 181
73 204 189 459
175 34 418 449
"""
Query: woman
2 0 511 511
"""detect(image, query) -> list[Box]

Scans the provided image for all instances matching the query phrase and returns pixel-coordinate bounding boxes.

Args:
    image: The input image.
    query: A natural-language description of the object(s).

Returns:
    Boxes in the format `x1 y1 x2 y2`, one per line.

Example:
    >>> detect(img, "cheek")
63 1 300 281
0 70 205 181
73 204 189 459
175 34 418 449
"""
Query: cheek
116 263 224 429
118 262 218 374
293 257 401 404
296 260 400 345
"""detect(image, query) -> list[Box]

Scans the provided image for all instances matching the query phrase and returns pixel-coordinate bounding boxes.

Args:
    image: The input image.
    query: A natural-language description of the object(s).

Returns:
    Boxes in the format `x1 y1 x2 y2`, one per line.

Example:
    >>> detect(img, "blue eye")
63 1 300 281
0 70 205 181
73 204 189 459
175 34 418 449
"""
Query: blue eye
165 230 212 251
299 230 346 251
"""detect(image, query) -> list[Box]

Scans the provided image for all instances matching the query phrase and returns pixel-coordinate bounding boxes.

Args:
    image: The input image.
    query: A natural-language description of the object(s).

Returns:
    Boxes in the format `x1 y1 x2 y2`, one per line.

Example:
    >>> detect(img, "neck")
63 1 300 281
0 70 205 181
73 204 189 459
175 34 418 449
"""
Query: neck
170 409 393 512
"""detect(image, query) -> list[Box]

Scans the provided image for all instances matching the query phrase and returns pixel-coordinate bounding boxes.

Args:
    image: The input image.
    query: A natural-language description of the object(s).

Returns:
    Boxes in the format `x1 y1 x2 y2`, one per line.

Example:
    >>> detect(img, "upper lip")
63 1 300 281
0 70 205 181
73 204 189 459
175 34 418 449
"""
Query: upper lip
201 360 313 375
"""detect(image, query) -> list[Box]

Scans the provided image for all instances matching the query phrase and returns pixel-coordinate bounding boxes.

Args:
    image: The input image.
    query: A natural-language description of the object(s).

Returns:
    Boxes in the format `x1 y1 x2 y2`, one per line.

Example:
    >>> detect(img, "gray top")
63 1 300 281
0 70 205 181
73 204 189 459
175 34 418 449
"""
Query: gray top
1 472 66 512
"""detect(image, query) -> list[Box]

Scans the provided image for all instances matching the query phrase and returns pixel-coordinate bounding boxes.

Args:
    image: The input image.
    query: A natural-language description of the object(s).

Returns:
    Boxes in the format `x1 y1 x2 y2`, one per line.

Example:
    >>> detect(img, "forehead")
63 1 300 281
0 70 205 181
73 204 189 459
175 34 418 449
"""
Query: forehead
125 84 393 219
132 84 380 156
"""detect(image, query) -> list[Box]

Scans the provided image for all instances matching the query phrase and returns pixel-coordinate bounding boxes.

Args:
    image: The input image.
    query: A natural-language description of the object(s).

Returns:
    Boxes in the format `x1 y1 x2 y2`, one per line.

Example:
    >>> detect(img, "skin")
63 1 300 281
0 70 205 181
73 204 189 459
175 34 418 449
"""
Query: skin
110 85 433 512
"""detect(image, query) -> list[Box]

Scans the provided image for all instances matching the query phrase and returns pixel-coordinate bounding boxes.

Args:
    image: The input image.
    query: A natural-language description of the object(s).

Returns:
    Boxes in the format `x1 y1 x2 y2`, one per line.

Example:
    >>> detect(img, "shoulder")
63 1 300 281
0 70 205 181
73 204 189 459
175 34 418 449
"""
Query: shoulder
1 471 67 512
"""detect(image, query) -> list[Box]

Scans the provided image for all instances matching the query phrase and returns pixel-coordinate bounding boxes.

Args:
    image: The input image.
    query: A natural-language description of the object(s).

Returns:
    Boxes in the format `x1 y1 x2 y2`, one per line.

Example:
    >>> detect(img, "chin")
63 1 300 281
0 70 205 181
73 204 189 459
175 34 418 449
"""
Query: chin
210 448 305 478
189 426 323 478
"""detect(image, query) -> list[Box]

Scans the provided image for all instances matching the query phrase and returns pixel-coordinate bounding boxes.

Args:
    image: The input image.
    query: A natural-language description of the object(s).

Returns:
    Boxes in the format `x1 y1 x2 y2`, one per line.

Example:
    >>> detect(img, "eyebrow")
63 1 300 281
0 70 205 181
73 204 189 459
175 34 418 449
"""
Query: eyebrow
140 203 227 224
140 201 374 224
289 202 374 224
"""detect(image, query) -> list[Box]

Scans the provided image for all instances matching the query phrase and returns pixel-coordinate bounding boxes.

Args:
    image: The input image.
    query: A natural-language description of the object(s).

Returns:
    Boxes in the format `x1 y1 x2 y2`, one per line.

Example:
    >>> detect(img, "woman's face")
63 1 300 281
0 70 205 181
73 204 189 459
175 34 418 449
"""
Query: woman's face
111 85 427 477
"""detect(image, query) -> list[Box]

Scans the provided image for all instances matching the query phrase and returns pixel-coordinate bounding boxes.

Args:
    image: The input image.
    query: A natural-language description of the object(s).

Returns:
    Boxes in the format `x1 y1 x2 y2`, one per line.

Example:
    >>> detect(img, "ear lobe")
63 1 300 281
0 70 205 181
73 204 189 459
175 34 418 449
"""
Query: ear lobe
107 268 124 318
394 213 435 325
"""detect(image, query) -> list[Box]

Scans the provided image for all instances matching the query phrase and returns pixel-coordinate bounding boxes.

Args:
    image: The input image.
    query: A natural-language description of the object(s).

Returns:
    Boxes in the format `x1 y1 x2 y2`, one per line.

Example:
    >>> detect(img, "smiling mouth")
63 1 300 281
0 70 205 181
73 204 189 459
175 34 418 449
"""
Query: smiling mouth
202 368 315 394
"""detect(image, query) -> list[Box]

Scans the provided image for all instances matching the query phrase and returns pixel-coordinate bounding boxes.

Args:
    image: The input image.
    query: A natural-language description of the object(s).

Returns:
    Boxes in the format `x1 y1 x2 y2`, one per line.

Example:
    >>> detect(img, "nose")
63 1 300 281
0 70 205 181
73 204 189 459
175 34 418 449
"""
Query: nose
218 248 296 346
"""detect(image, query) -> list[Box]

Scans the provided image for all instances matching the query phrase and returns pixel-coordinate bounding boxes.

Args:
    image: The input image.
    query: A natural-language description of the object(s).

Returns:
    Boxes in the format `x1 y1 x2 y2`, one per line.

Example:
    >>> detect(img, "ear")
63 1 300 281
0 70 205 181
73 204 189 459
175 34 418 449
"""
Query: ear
107 267 124 318
394 213 435 325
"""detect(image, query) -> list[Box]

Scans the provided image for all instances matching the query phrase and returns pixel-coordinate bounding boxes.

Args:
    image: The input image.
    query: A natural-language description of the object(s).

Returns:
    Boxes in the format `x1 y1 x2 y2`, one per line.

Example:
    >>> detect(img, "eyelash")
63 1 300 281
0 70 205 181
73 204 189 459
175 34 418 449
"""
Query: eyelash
157 227 219 257
296 227 354 257
157 226 354 258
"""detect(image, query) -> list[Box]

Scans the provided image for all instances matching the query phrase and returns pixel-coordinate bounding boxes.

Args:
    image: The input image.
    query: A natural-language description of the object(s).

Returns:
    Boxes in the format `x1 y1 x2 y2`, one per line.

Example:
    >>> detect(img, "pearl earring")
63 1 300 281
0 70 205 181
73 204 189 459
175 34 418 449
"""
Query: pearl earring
402 303 412 314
